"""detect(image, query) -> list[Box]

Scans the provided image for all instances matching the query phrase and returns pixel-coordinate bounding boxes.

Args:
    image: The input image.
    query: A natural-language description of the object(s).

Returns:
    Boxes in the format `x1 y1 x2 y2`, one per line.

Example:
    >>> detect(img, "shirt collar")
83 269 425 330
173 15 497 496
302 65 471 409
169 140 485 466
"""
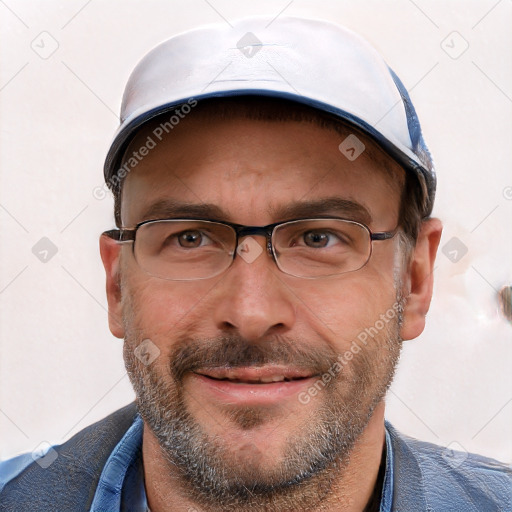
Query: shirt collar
90 414 147 511
381 422 395 512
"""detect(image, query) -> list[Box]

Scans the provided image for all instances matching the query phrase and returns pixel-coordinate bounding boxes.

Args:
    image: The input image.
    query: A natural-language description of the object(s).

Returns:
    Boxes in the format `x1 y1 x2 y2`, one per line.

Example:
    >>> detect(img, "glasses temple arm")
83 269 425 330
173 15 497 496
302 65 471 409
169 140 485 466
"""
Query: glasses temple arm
102 229 136 242
370 229 398 241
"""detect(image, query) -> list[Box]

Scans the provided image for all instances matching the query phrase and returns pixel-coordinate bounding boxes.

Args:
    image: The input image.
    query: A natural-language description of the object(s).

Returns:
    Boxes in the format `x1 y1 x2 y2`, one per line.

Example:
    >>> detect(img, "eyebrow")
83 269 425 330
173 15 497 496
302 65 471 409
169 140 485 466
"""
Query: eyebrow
137 197 372 226
273 198 372 225
139 200 226 222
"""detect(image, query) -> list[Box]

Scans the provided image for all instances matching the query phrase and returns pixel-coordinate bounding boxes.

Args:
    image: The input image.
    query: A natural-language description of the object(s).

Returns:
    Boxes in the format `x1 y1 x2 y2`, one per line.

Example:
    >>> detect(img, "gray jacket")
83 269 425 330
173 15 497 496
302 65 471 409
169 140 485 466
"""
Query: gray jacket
1 403 511 511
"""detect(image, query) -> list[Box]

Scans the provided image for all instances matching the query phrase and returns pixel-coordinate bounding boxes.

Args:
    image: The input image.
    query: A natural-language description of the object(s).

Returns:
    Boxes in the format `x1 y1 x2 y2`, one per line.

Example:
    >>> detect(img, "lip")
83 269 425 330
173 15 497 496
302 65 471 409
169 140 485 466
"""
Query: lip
188 366 318 406
196 366 313 382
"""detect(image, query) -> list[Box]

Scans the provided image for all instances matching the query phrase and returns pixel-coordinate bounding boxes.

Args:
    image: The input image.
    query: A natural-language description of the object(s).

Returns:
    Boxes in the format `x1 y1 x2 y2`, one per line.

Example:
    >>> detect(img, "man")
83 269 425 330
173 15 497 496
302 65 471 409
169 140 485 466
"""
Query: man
1 15 510 512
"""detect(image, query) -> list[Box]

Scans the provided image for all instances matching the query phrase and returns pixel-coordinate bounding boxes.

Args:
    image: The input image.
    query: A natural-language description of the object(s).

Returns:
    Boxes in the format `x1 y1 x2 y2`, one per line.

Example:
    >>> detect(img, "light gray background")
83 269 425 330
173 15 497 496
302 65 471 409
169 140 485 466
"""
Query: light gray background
1 0 511 463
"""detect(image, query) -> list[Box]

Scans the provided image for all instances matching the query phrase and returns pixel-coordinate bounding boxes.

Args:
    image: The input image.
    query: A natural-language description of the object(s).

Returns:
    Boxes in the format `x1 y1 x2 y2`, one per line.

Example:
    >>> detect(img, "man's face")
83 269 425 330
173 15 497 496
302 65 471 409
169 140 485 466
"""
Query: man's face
113 111 407 508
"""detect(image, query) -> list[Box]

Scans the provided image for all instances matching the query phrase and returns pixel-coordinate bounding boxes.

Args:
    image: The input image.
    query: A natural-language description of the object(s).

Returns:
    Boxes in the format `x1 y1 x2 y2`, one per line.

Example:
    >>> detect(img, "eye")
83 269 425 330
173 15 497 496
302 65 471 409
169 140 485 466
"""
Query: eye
175 230 212 248
302 230 344 248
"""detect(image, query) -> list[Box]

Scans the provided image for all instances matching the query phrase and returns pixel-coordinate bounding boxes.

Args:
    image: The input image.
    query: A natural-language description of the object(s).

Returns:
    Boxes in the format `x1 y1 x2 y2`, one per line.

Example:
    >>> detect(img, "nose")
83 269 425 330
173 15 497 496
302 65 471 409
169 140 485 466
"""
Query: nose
211 237 296 341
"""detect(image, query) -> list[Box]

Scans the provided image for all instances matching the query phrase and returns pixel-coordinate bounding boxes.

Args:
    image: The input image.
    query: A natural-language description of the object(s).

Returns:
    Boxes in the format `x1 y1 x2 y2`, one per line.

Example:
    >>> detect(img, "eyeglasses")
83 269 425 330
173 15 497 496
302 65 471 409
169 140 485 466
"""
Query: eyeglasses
103 218 398 280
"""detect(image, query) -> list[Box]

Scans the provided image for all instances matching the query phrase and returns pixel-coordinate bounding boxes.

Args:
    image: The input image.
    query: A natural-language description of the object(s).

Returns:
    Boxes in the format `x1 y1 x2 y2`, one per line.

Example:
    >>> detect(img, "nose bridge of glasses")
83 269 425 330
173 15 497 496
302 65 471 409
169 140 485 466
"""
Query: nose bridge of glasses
235 225 274 255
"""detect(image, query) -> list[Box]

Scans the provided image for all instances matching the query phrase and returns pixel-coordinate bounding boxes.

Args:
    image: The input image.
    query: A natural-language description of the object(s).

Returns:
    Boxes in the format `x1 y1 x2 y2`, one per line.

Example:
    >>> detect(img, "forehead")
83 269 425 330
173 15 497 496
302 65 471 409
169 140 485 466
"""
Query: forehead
119 100 405 227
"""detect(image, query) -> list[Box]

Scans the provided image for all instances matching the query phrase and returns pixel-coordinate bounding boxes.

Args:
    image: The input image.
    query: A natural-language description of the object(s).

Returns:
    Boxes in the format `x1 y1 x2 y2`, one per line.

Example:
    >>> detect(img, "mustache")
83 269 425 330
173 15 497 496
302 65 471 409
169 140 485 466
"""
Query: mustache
169 336 339 382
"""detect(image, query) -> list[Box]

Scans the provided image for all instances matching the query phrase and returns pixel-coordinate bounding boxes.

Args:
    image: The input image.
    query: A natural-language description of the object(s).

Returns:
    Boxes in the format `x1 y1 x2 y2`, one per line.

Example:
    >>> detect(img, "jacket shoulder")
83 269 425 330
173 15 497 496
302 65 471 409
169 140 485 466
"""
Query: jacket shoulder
386 422 512 512
0 402 138 512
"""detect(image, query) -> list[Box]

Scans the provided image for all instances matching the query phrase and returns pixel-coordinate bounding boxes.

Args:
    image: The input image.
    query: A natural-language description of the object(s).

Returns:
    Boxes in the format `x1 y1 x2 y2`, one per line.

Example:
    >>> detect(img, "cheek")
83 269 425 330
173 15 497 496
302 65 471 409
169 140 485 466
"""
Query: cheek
290 264 399 349
121 271 221 347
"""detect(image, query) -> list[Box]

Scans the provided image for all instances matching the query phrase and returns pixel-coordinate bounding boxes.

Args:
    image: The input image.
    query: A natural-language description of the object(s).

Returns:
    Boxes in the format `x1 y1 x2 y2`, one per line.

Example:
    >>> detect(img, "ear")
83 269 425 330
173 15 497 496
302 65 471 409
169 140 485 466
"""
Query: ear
99 234 125 339
400 218 443 341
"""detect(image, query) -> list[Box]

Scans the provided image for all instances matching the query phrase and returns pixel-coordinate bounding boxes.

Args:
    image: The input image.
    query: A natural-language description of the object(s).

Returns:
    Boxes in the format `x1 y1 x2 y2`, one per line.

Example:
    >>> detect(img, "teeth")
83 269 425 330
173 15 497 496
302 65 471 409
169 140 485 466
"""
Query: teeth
202 372 309 383
256 375 285 383
229 375 287 383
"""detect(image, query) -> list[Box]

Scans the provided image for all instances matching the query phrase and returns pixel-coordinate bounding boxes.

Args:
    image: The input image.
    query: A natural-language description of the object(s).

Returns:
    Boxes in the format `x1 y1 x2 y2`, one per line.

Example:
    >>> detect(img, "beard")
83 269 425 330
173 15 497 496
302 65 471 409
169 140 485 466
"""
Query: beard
122 294 404 512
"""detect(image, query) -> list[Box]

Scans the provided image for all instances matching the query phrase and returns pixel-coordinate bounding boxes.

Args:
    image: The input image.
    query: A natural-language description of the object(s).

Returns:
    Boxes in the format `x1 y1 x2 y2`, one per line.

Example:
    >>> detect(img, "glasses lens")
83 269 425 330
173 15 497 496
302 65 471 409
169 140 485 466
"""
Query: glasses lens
273 219 371 277
134 220 236 280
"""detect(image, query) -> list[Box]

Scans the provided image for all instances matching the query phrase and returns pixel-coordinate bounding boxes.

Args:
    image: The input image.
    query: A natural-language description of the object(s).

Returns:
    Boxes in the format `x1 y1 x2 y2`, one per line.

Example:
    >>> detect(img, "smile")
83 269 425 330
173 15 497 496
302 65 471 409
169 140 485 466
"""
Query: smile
193 366 314 383
189 366 318 405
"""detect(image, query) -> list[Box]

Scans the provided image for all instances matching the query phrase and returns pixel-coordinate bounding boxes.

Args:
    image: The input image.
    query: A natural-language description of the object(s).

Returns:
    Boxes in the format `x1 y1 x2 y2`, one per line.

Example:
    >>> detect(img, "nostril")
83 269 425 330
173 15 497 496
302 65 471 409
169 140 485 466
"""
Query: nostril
219 321 237 331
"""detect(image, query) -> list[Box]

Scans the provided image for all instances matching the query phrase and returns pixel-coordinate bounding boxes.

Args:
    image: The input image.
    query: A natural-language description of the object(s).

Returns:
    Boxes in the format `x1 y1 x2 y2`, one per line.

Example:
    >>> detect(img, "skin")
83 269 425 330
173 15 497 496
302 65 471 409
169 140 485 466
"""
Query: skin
100 113 442 511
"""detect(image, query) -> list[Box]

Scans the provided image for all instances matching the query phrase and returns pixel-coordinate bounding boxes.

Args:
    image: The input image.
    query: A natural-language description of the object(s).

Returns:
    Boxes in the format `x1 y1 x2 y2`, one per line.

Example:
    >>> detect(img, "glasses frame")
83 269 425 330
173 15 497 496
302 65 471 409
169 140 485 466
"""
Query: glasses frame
102 217 398 280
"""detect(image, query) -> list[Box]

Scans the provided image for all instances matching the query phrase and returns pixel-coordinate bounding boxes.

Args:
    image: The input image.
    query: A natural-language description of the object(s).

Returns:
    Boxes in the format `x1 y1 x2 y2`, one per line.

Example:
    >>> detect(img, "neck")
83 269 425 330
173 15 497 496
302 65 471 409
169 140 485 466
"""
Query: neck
143 401 386 512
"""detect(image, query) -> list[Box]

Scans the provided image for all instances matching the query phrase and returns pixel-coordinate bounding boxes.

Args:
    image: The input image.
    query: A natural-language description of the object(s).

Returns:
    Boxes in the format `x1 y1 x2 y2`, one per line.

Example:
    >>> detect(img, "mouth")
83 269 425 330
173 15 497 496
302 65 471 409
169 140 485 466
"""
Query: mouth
194 366 314 383
189 366 319 405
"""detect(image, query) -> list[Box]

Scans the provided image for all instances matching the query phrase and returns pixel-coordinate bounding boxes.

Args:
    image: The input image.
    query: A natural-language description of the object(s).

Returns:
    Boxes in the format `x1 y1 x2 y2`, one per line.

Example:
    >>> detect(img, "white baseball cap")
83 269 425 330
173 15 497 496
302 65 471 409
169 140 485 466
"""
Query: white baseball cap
104 16 436 216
